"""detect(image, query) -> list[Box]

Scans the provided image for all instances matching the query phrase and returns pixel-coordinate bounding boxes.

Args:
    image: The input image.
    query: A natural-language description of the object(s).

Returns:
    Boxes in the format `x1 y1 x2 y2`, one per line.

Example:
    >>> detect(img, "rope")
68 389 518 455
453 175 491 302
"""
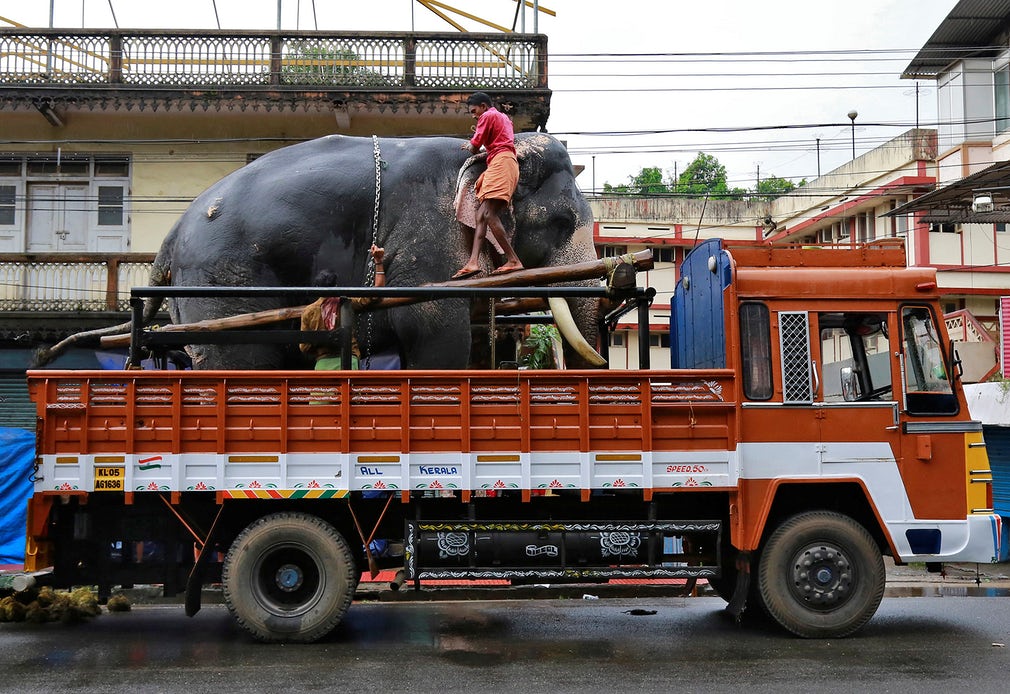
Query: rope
603 252 638 282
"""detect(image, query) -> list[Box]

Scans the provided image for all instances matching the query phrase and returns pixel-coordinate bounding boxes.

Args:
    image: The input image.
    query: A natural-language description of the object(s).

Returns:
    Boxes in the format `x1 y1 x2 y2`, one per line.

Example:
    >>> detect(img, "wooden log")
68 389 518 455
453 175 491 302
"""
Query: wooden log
99 249 653 347
361 249 654 311
491 297 549 314
100 305 306 347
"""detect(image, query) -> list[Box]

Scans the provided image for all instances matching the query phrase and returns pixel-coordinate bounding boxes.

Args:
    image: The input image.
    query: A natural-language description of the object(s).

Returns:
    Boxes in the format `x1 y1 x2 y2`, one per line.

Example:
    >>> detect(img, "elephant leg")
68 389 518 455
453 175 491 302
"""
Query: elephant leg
171 296 296 370
391 300 472 369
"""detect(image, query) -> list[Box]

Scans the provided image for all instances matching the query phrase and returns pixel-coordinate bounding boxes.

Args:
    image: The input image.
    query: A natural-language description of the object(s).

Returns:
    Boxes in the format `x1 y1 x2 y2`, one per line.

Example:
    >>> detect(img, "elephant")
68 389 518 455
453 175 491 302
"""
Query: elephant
144 132 601 370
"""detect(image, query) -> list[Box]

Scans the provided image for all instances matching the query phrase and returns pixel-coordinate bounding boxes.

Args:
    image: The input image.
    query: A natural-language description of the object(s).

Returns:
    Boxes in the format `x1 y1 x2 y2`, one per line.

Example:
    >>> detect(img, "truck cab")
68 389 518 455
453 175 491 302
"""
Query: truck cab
672 238 998 632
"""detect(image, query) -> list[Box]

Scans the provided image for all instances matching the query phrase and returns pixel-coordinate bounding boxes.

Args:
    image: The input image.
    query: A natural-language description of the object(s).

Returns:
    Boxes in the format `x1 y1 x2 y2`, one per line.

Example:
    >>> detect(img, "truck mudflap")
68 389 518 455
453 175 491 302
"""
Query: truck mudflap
892 513 1003 563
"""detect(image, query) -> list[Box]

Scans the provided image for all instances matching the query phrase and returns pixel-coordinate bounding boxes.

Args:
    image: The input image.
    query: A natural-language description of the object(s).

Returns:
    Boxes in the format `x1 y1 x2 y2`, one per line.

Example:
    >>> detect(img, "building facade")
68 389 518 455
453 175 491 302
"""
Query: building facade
591 124 1006 375
592 2 1010 377
0 25 549 426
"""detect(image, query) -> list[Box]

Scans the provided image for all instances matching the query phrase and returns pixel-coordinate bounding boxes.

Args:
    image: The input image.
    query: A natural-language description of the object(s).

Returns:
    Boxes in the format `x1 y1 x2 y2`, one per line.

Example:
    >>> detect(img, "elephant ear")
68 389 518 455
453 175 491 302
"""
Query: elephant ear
453 152 487 228
513 133 555 200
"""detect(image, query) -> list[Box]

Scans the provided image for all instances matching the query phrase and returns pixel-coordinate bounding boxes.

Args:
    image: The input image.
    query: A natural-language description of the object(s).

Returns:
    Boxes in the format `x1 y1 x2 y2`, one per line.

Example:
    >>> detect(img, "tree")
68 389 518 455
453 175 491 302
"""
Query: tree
752 175 803 201
676 153 746 199
603 166 672 195
602 154 800 200
282 43 393 86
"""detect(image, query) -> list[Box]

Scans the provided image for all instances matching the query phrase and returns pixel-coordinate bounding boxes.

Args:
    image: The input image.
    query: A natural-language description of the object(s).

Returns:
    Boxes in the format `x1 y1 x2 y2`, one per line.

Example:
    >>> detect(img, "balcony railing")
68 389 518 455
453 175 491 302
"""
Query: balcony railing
0 28 546 91
0 253 154 312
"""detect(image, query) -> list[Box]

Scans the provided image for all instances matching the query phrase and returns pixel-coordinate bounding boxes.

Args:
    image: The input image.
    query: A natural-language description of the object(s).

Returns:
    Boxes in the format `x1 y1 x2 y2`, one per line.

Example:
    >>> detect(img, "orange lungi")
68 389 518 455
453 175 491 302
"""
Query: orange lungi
474 151 519 203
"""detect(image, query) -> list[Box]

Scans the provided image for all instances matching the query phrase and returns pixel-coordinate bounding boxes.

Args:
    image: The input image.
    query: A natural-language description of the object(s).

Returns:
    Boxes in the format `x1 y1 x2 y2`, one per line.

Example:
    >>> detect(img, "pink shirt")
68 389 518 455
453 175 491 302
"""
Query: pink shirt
470 107 516 165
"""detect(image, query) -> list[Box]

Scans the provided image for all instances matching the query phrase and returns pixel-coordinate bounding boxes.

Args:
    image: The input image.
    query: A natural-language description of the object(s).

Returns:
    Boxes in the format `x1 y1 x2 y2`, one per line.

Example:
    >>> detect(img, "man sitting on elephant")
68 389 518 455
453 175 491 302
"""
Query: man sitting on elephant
300 244 385 370
452 92 525 280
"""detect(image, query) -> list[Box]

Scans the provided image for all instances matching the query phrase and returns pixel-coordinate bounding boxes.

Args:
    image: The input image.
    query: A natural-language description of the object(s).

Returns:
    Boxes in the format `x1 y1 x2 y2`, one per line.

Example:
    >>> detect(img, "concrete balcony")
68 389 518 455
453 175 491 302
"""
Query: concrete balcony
0 253 155 341
0 28 550 131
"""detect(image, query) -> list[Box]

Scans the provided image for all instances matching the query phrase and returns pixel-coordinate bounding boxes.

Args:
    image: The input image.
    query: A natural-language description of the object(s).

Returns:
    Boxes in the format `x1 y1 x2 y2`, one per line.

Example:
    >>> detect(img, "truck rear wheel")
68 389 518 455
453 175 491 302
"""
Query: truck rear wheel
223 512 356 643
758 511 884 638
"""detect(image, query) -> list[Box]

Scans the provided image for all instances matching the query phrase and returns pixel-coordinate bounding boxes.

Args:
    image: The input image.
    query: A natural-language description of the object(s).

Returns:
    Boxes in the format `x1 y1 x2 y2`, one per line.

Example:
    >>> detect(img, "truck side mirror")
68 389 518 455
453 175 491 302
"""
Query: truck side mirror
840 366 859 401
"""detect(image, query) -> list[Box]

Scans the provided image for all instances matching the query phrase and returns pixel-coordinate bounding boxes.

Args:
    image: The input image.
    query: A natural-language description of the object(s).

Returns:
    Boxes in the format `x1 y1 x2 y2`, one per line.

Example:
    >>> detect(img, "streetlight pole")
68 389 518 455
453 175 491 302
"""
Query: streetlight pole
847 110 858 160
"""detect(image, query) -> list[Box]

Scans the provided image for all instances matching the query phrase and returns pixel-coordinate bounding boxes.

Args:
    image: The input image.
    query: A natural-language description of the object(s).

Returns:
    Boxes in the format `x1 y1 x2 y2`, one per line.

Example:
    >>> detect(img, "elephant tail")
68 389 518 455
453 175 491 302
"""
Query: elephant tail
144 223 178 324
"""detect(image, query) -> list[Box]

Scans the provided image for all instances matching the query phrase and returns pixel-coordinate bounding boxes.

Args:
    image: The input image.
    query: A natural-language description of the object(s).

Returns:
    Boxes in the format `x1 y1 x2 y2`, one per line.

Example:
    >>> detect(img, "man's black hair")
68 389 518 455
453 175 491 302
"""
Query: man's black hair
467 92 493 107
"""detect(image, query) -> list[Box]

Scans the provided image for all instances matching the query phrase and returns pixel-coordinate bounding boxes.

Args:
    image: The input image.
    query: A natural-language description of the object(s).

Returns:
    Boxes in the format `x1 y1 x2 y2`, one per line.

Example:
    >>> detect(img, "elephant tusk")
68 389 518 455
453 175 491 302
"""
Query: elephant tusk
548 297 607 367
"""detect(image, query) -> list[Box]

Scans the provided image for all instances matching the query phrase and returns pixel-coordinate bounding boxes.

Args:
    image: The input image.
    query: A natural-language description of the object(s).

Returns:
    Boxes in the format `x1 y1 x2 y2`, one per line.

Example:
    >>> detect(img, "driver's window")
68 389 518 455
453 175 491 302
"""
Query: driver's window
818 312 892 402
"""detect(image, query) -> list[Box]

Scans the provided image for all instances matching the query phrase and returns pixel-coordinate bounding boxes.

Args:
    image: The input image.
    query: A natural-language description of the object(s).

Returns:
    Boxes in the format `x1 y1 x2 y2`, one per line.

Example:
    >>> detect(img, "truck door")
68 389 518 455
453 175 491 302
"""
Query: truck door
735 305 900 460
811 310 903 467
894 305 978 521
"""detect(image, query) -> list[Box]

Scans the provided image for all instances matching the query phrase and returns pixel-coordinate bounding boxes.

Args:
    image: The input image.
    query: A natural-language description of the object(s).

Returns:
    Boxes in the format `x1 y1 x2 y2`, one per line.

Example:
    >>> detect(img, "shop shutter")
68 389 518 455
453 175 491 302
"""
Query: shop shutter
985 425 1010 518
0 374 37 432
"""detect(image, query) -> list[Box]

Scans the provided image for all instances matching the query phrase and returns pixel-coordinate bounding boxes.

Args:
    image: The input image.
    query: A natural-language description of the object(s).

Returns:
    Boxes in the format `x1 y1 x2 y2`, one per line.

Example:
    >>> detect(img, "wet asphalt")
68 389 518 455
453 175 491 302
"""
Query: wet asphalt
3 560 1010 693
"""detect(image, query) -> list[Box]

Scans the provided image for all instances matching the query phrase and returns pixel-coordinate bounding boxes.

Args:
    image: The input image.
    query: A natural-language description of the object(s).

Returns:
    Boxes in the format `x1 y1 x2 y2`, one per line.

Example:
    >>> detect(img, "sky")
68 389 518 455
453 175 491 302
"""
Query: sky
3 0 960 192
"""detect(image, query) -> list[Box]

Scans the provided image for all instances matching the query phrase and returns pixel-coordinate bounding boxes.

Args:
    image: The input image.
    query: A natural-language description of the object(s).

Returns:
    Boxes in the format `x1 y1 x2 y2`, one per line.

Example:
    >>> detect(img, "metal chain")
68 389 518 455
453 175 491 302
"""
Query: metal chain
365 135 382 287
488 297 496 369
362 135 383 368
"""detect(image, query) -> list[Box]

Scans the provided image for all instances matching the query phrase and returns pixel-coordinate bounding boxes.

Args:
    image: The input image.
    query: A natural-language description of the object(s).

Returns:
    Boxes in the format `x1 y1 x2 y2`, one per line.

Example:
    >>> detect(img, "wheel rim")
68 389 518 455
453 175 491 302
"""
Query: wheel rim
251 542 325 617
787 541 855 611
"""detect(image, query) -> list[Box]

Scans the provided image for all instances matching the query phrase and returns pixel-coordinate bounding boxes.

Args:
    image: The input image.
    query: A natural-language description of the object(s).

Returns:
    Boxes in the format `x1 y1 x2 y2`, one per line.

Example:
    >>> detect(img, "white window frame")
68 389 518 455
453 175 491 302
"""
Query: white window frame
0 153 130 252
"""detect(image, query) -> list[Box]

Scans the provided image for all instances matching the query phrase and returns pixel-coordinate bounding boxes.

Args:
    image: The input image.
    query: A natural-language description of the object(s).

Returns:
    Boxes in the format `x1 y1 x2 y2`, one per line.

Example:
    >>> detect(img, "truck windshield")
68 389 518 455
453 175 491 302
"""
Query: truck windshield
901 306 957 415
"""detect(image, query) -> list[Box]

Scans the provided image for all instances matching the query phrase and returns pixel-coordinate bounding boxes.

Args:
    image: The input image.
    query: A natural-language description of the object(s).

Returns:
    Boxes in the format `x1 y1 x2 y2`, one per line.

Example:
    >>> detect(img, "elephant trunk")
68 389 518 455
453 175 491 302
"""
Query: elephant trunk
549 297 606 367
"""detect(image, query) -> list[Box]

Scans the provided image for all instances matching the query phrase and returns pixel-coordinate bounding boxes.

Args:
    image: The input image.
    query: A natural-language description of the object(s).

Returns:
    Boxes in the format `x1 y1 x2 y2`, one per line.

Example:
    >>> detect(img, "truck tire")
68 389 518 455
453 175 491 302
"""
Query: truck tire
758 511 884 638
223 512 356 643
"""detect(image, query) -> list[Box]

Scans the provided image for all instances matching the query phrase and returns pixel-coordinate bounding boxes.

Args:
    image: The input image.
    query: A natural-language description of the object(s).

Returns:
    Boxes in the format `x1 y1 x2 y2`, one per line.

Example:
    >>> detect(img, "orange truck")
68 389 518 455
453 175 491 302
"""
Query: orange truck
22 237 1001 641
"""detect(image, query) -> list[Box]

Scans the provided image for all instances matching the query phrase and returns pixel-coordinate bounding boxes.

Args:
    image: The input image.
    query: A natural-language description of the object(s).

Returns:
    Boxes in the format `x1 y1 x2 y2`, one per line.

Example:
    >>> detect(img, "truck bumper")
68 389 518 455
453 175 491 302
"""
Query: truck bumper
892 514 1004 564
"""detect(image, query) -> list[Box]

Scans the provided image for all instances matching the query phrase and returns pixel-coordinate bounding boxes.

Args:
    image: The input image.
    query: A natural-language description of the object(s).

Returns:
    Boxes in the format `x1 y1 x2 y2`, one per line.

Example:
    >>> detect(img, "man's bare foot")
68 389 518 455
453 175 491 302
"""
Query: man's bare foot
451 267 481 280
490 262 523 276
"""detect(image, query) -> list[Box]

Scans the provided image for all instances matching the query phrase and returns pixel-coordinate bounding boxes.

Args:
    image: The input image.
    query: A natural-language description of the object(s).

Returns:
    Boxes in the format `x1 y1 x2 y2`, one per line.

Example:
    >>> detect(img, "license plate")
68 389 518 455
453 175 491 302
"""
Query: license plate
94 466 125 492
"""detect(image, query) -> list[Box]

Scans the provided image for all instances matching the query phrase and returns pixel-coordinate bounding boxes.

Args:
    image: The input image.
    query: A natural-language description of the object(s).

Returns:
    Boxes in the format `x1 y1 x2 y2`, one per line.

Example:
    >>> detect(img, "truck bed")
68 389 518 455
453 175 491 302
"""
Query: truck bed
28 369 738 498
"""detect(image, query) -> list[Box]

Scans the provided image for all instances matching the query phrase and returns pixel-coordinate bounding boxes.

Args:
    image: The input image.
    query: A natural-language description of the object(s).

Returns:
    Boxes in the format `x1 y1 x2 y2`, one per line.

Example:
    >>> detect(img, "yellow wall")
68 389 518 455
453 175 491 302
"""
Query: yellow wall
130 152 248 252
3 105 475 254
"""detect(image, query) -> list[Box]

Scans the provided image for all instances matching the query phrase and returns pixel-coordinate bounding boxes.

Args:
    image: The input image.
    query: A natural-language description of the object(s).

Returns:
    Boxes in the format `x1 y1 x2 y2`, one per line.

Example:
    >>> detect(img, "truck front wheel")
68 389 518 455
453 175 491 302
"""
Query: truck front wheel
223 512 357 643
758 511 884 638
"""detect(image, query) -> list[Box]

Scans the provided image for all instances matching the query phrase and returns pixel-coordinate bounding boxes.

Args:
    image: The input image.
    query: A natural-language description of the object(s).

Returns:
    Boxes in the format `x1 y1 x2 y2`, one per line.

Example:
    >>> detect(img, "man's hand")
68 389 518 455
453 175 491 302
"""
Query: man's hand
370 244 385 266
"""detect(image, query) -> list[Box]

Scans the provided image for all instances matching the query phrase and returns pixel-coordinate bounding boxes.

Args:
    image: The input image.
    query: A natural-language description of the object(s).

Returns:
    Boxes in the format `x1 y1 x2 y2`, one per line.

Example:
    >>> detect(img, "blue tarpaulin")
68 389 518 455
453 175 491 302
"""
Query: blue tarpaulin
0 427 34 566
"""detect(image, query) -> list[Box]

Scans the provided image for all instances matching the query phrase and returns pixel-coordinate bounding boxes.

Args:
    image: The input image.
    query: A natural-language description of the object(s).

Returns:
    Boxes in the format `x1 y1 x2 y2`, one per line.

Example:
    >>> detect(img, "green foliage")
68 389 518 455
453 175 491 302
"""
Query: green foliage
752 175 802 201
988 371 1010 395
677 153 725 193
522 324 560 369
603 166 672 195
676 152 747 199
602 152 804 200
282 43 393 86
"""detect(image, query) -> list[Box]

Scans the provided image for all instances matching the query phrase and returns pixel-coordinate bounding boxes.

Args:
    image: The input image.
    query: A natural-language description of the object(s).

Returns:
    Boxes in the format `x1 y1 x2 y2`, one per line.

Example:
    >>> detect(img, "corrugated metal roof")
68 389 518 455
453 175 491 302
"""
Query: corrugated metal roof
902 0 1010 78
886 158 1010 221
